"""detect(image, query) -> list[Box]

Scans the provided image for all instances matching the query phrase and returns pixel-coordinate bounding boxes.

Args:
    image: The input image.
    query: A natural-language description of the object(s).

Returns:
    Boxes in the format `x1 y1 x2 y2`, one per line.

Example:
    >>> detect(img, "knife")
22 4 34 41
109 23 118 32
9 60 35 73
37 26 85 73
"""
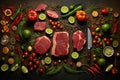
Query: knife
87 28 92 63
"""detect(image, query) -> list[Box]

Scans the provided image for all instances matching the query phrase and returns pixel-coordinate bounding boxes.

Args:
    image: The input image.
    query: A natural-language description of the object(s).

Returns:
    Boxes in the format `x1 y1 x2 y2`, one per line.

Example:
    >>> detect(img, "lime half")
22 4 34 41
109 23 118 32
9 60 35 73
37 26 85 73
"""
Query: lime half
1 64 9 71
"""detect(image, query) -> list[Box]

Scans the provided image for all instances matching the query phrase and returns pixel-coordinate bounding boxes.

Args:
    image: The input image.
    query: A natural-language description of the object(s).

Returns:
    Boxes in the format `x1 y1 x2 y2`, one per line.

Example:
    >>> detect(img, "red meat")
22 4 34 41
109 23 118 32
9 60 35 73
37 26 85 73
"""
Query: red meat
35 3 47 12
46 10 59 19
34 22 46 31
34 36 51 55
51 32 69 57
72 30 86 51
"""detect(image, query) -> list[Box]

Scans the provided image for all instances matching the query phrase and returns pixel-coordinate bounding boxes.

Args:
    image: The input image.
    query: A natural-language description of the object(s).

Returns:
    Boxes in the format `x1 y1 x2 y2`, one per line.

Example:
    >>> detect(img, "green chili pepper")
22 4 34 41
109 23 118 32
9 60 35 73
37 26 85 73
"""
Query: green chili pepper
63 63 87 73
46 66 62 75
18 18 26 39
61 5 83 18
10 7 21 20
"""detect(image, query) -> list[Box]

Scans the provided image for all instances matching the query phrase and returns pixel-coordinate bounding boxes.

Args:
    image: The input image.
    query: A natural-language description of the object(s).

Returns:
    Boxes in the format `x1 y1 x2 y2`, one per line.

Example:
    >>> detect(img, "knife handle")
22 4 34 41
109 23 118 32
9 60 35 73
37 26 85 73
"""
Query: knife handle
87 49 91 63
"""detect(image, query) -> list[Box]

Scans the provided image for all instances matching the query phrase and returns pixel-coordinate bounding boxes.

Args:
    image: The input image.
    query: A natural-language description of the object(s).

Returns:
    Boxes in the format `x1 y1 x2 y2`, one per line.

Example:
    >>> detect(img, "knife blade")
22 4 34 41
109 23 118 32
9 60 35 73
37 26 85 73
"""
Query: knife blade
87 28 92 63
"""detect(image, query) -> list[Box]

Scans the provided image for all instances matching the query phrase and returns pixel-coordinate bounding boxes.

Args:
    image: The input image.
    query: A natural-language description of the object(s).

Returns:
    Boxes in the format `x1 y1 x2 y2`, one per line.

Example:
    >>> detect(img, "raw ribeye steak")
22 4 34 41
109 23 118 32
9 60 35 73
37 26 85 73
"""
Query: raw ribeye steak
51 32 69 57
72 30 86 51
34 36 51 55
34 22 46 31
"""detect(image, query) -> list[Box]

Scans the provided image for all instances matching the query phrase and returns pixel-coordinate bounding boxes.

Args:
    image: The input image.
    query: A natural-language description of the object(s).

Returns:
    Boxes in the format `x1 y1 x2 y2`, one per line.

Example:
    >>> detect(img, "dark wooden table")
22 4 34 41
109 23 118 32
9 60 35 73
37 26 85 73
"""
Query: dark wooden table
0 0 120 80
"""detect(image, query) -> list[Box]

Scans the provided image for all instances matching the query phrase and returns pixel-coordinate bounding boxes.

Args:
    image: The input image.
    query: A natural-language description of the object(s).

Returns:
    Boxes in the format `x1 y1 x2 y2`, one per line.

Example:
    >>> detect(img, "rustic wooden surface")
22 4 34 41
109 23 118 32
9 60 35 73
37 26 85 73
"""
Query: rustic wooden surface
0 0 120 80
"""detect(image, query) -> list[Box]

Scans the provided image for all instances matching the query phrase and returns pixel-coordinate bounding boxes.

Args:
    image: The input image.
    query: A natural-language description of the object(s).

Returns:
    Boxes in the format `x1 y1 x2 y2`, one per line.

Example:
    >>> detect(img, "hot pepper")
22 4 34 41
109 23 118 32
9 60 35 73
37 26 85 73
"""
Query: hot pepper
113 22 119 34
76 10 87 21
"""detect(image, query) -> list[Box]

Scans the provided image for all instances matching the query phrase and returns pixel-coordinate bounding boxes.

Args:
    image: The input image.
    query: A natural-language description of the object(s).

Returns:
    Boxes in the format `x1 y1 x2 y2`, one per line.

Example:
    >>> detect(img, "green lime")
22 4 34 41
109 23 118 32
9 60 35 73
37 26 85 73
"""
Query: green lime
112 40 119 48
1 64 9 71
102 23 111 32
22 29 31 39
11 64 19 71
97 58 106 66
44 57 52 65
71 52 79 59
39 13 46 20
45 28 53 35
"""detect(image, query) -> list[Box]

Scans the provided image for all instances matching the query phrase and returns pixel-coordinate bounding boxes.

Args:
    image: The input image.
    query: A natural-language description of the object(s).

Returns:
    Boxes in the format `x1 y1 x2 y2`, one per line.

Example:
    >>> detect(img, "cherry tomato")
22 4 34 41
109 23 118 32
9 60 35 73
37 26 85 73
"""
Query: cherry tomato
69 62 73 66
53 61 57 66
39 68 44 73
33 64 38 69
64 59 67 63
28 61 33 66
101 8 108 15
99 42 103 46
98 33 102 37
33 58 37 63
93 40 97 44
110 38 113 42
112 67 118 75
23 52 29 57
29 67 33 71
35 60 40 65
32 53 36 58
104 38 107 42
95 35 99 40
29 56 33 61
27 10 38 21
92 32 96 36
106 41 110 45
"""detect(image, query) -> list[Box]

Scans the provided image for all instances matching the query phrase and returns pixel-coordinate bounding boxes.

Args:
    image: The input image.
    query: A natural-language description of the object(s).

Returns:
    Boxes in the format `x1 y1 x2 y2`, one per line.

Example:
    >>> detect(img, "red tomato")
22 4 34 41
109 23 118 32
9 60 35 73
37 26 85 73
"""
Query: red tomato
35 60 40 65
95 35 99 40
23 51 29 57
29 67 33 71
101 8 108 15
106 41 110 45
98 33 102 37
32 53 36 58
99 42 103 46
27 10 38 21
112 67 118 75
93 40 97 44
103 38 107 42
39 68 44 73
110 38 113 41
53 61 57 66
28 61 33 66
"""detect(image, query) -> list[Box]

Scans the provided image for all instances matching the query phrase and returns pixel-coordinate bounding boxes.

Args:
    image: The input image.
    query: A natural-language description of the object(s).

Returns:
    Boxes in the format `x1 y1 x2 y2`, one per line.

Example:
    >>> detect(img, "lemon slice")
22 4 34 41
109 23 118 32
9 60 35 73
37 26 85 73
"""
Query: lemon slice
71 52 79 59
92 11 99 17
11 64 19 71
1 64 9 71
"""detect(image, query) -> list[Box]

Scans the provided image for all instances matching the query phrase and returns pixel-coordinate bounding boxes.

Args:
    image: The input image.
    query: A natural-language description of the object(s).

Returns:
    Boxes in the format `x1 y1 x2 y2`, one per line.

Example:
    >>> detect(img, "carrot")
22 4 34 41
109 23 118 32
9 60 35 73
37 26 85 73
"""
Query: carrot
87 68 96 76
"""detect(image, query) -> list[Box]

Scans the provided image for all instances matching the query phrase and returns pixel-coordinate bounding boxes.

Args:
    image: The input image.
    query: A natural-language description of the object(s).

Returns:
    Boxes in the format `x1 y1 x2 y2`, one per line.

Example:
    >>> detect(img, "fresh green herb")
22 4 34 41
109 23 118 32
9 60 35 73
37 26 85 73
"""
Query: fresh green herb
85 5 98 13
92 48 103 57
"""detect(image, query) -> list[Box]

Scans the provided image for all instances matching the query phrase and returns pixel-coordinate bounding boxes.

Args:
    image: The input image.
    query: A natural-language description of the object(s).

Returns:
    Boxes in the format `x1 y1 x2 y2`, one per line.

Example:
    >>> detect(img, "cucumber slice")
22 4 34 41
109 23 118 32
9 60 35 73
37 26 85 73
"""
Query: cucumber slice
39 13 46 20
1 64 9 71
112 40 119 48
11 64 19 71
45 28 53 35
44 57 52 65
71 52 79 59
68 16 75 24
61 6 69 14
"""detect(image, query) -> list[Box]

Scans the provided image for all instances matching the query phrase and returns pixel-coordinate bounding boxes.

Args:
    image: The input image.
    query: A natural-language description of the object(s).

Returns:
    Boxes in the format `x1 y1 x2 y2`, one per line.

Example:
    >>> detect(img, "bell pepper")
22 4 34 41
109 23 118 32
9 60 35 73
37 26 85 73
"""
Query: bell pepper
76 10 87 21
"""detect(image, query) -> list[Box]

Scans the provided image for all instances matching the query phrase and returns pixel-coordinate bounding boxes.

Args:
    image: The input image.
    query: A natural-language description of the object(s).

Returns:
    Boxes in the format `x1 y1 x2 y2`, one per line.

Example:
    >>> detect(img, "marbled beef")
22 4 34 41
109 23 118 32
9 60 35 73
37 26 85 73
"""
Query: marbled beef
72 30 86 51
51 32 69 57
34 36 51 55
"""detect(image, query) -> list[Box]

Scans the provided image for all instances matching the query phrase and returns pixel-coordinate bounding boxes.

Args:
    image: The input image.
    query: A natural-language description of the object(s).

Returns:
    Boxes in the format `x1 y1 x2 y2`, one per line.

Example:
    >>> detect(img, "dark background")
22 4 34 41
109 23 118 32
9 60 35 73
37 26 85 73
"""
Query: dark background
0 0 120 80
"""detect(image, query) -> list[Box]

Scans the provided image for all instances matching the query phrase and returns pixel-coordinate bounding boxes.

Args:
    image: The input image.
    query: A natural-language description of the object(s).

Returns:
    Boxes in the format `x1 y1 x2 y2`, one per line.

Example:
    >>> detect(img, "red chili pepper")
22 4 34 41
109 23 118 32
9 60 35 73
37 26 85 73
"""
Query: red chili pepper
87 68 96 76
113 22 119 34
16 46 21 55
93 64 102 72
90 66 101 74
9 13 23 31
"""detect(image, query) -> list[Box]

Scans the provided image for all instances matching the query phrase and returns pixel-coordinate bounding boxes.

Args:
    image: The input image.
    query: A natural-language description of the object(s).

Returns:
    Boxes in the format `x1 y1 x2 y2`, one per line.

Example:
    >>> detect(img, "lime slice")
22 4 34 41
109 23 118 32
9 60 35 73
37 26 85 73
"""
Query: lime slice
103 46 114 57
39 13 46 20
45 28 53 35
1 64 9 71
71 52 79 59
61 6 69 14
21 66 28 73
11 64 19 71
44 57 52 65
112 40 119 48
68 16 75 24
